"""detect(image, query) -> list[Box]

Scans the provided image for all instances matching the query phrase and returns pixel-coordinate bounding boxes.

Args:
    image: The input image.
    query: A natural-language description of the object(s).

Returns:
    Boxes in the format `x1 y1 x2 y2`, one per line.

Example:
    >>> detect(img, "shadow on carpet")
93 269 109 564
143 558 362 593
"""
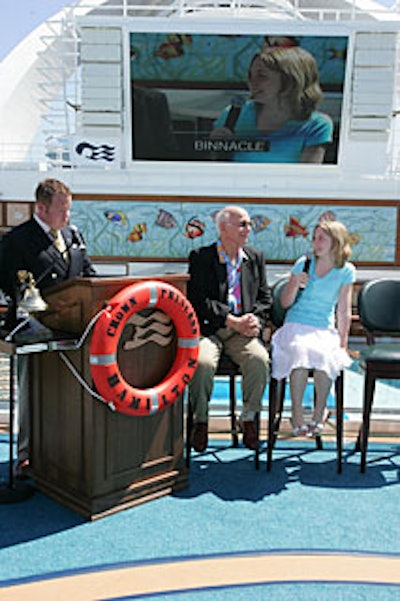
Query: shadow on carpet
179 441 399 503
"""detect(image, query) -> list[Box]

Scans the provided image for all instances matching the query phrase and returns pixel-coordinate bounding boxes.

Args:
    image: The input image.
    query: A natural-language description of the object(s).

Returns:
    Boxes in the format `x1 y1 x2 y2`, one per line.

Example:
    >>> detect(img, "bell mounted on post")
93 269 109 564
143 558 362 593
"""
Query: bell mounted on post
17 271 48 314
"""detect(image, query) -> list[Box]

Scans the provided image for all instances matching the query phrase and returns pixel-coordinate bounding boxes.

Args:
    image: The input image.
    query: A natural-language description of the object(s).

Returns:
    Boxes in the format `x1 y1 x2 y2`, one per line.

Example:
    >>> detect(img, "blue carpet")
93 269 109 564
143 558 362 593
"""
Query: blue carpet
0 436 399 599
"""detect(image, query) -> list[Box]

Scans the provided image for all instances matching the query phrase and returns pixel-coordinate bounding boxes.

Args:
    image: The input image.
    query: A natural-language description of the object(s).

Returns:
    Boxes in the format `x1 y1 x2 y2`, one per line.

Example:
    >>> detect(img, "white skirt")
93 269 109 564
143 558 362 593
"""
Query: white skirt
271 322 352 381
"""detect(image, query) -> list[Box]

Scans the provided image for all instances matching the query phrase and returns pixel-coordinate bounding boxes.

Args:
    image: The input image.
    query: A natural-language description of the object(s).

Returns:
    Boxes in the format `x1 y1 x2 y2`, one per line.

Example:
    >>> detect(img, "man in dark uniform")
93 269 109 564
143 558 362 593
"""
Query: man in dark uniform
0 178 96 477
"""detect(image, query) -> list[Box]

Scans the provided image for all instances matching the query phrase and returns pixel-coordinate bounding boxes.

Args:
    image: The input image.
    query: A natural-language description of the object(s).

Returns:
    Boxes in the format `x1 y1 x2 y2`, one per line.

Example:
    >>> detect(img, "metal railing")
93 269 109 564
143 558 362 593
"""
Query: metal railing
64 0 399 20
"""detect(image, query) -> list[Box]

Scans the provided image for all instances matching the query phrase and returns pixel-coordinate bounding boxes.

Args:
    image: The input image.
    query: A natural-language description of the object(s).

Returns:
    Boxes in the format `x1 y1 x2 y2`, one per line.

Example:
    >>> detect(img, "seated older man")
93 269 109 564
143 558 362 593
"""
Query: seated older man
187 205 271 452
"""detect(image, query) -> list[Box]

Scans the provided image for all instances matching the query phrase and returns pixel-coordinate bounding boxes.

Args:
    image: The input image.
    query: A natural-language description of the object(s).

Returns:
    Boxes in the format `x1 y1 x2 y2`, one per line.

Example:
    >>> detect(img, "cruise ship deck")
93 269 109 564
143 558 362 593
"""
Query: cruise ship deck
0 1 399 598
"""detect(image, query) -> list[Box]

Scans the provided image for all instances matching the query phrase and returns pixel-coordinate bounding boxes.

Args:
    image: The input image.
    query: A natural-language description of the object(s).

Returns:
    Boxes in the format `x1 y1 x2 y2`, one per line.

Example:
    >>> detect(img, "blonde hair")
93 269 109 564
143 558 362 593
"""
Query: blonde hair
314 220 352 268
250 45 323 120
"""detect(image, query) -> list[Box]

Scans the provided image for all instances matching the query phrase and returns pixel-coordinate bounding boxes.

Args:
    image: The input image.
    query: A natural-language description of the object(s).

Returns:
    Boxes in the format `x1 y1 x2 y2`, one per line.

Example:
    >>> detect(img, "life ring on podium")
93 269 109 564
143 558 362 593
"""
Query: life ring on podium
89 280 200 416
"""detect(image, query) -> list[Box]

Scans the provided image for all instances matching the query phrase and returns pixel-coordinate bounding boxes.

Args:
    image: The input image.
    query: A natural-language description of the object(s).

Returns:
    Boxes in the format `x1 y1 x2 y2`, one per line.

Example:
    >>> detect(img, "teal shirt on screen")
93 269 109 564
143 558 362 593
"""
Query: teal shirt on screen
213 100 333 163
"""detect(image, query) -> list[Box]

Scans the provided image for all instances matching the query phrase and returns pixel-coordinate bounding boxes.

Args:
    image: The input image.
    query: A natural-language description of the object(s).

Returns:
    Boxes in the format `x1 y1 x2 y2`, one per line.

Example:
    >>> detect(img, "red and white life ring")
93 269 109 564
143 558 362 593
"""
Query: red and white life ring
89 280 199 416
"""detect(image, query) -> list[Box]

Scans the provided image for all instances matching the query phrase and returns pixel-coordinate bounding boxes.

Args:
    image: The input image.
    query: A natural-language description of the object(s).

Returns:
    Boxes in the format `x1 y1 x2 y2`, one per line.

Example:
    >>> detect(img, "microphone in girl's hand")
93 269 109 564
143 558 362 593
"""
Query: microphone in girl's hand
303 251 312 274
299 251 312 289
224 96 245 132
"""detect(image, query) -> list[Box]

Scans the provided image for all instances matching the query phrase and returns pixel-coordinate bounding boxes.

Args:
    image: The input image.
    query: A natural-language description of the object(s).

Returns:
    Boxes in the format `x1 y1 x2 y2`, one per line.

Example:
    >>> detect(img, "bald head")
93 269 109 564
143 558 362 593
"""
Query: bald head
216 206 250 232
216 205 252 255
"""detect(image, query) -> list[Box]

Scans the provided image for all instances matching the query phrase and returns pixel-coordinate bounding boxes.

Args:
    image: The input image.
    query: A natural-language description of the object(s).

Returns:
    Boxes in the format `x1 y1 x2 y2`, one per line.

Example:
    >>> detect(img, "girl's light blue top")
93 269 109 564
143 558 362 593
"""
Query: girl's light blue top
284 255 356 329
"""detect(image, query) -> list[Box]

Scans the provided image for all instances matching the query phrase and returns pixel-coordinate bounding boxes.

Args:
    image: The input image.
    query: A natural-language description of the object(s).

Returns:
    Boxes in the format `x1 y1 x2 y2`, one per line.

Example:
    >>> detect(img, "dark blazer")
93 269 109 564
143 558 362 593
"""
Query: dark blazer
187 242 272 337
0 217 96 301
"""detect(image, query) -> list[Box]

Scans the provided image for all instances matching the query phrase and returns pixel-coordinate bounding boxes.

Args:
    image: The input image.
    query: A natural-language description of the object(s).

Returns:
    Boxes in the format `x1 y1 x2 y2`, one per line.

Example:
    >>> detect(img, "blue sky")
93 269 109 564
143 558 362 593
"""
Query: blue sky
0 0 396 63
1 0 73 62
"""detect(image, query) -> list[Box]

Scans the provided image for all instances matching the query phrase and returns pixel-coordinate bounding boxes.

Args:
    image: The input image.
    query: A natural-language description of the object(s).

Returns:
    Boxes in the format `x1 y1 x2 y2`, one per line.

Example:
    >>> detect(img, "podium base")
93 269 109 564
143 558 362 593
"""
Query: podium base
0 481 35 503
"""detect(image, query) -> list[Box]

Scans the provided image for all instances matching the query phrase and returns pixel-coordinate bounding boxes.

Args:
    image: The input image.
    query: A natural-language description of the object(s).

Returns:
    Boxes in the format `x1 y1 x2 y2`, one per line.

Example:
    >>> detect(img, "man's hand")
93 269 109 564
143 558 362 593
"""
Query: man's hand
226 313 261 337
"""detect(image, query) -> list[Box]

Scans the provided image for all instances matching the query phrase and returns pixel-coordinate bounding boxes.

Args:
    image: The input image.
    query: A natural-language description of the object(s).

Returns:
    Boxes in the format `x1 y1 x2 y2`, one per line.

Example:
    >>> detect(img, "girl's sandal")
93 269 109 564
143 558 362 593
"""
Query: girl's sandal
307 421 324 437
292 424 309 437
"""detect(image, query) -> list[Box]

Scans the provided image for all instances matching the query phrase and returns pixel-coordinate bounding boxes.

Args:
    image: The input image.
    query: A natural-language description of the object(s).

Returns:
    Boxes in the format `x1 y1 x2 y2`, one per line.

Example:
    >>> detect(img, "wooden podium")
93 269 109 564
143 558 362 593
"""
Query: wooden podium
30 275 189 520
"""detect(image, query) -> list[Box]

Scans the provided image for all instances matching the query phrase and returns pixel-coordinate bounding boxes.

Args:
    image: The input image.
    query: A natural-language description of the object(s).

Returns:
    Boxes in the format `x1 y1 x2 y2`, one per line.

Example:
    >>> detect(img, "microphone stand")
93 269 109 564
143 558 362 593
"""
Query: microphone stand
0 352 34 502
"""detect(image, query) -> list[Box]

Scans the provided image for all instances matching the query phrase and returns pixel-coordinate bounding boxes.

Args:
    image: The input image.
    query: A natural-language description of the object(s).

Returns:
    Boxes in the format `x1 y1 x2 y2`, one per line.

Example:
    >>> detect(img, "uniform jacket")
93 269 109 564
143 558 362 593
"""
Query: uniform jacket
187 242 272 337
0 217 96 301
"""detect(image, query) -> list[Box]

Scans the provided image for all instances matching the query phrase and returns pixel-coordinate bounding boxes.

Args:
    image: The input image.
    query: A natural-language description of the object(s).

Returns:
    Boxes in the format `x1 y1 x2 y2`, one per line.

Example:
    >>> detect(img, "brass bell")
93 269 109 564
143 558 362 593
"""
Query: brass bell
18 272 48 313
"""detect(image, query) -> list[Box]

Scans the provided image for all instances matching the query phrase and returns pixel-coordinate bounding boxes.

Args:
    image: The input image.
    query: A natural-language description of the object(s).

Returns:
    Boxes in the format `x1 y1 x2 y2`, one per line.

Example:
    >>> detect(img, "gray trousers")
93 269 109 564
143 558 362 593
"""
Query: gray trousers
188 327 269 423
17 355 30 462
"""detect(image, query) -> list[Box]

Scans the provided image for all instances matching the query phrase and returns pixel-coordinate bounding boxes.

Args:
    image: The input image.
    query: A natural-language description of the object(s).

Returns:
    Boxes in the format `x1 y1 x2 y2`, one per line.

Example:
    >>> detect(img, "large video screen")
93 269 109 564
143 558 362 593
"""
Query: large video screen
130 32 348 165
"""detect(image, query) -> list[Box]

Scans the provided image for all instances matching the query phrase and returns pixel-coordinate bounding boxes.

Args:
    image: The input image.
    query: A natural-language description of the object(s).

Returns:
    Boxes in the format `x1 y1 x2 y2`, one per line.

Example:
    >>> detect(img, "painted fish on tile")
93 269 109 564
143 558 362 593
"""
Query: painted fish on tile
185 217 205 239
127 222 147 242
348 232 361 246
251 214 271 233
284 216 309 238
104 210 128 225
156 208 177 229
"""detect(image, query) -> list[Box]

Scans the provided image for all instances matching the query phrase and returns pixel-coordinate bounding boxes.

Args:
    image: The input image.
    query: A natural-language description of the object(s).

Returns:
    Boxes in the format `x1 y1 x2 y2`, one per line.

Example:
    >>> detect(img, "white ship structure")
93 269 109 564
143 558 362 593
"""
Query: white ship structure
1 0 400 274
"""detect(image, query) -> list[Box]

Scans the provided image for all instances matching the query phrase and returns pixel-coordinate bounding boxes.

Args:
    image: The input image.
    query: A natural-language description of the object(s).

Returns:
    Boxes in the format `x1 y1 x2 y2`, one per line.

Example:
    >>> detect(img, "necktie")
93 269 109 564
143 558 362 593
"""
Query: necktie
50 229 69 263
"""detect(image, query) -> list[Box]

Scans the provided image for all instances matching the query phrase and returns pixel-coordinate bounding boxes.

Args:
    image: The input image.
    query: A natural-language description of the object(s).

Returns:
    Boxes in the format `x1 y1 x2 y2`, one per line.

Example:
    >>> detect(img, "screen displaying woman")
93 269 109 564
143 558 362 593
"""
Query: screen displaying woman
211 45 333 163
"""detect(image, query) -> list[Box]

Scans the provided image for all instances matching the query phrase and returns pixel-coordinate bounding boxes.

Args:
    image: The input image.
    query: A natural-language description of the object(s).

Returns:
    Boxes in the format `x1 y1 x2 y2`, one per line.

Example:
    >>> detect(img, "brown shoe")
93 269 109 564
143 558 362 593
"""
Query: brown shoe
192 422 208 452
242 421 258 451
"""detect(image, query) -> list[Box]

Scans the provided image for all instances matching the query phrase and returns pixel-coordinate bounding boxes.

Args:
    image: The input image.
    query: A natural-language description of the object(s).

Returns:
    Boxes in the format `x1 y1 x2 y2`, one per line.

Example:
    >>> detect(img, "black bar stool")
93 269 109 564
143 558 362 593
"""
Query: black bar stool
186 354 260 469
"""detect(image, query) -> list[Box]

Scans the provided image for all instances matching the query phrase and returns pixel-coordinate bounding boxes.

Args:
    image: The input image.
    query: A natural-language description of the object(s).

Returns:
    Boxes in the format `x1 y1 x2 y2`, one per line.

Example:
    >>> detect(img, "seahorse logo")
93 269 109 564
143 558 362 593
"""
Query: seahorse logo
75 141 116 162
